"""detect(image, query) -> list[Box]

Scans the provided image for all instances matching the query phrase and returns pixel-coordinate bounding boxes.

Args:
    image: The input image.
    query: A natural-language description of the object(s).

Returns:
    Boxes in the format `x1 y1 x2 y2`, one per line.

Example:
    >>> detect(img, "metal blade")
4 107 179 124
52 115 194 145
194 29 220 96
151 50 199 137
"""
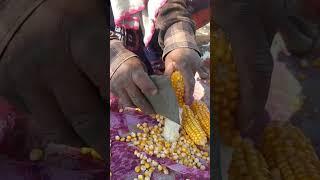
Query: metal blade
145 75 180 125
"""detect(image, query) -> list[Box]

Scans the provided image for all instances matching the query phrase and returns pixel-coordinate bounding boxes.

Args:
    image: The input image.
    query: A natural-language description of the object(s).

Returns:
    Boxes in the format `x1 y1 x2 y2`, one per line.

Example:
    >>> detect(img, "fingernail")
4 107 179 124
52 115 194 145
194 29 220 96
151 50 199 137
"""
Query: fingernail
151 89 157 95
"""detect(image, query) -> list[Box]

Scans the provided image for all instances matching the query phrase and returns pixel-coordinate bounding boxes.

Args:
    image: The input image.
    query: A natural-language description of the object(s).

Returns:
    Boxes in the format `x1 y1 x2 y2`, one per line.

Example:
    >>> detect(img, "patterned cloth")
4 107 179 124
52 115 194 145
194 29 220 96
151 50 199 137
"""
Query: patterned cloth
110 0 167 46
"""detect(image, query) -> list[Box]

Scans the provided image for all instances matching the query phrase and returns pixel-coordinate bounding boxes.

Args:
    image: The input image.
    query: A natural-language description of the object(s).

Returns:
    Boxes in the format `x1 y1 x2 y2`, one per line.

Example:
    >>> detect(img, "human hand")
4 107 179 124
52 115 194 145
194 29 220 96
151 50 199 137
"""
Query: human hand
164 48 208 105
110 57 158 114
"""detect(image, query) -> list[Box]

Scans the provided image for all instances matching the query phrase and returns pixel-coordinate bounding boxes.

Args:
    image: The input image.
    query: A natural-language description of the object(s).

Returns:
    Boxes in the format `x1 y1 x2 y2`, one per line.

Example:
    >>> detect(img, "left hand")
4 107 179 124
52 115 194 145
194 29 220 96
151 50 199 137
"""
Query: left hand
164 48 209 105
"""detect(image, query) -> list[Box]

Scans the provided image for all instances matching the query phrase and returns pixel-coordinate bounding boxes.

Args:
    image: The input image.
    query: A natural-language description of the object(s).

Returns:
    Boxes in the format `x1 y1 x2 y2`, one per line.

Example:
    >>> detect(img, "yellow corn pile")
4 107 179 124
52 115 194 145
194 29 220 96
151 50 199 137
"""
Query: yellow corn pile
191 100 210 137
170 70 211 145
261 122 320 180
212 25 240 146
228 138 273 180
115 114 209 179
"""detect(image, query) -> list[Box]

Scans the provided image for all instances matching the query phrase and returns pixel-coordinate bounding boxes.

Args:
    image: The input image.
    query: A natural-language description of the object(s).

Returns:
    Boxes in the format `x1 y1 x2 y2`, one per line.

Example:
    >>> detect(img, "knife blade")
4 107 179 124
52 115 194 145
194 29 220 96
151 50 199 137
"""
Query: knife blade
145 75 180 124
145 75 181 142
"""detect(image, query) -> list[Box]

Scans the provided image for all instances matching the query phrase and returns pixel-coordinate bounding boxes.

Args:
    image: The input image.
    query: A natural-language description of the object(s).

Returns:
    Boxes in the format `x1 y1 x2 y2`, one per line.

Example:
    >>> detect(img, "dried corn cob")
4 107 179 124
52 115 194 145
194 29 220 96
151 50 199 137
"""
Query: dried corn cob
228 138 272 180
261 122 320 180
171 71 185 107
212 26 240 146
191 100 210 138
182 105 207 146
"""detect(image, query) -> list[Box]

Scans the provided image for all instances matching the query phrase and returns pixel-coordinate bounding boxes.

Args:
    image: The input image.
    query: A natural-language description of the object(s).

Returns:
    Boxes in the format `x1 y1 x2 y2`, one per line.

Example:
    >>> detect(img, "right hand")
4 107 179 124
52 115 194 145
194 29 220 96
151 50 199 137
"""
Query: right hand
110 57 158 114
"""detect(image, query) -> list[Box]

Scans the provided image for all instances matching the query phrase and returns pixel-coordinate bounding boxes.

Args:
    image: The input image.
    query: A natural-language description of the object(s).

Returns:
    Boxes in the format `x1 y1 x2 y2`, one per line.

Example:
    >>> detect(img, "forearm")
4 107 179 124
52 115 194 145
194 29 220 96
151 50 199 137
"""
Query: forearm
109 31 138 79
157 0 200 59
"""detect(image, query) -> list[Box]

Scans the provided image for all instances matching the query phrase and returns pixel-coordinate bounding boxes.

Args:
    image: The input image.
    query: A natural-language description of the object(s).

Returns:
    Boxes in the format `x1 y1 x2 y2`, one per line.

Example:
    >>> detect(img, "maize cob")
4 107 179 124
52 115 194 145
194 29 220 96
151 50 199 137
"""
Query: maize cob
261 122 320 180
212 26 240 146
228 138 272 180
171 71 185 107
182 105 207 146
191 100 210 138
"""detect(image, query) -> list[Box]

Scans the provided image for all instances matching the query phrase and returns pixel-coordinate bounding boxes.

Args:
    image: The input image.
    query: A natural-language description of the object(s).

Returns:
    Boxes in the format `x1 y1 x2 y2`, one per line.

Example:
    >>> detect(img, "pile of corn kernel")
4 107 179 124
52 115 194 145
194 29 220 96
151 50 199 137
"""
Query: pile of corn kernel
114 114 209 179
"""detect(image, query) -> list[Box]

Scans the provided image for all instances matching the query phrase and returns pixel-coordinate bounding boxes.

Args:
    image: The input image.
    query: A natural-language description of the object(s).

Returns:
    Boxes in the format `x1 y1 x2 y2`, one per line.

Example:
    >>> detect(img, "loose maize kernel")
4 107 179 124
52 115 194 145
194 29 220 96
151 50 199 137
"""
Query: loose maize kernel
135 166 141 173
137 175 144 180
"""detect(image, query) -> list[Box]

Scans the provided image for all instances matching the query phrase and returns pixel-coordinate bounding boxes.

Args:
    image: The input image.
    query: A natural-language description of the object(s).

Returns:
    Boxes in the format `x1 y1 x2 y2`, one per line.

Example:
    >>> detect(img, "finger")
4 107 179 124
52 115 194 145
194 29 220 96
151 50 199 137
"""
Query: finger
125 84 155 114
164 60 175 77
116 89 135 109
132 70 158 96
178 65 195 105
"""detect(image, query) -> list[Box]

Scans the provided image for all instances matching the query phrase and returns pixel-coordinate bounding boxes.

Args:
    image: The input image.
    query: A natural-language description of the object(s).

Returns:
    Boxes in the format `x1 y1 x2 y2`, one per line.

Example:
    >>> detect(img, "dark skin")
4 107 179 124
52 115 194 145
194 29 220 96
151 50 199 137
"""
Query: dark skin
110 0 210 115
110 48 209 114
0 0 107 159
214 0 320 136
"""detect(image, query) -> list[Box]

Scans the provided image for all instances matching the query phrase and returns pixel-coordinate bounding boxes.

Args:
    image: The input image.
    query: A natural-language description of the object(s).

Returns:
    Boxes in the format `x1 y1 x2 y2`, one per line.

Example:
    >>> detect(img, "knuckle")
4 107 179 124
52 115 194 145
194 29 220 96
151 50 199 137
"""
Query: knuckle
132 69 145 79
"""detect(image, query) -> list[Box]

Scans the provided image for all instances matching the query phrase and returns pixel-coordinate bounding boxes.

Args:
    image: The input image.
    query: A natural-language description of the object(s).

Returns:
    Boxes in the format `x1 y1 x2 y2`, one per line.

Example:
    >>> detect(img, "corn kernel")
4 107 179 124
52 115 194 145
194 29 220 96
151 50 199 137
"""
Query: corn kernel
135 166 141 173
141 165 146 171
163 167 169 174
138 175 144 180
145 163 150 169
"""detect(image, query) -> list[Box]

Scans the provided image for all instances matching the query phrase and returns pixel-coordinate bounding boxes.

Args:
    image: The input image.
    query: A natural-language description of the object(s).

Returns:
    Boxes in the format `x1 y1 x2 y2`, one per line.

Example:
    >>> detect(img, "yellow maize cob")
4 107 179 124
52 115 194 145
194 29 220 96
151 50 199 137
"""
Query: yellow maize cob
191 100 210 138
228 138 272 180
211 26 240 146
182 105 207 146
171 71 185 107
261 122 320 180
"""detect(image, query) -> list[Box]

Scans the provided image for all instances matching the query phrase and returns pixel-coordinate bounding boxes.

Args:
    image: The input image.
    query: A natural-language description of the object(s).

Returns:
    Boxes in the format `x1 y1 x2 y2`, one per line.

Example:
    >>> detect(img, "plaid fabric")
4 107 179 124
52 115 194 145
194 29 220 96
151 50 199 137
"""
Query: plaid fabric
162 21 200 59
110 31 138 79
110 0 200 77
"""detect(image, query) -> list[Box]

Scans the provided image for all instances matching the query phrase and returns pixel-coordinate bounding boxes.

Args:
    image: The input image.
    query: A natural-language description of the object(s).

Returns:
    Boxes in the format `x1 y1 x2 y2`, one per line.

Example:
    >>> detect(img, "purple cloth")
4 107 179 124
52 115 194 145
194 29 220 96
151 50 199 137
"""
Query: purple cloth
110 95 210 180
